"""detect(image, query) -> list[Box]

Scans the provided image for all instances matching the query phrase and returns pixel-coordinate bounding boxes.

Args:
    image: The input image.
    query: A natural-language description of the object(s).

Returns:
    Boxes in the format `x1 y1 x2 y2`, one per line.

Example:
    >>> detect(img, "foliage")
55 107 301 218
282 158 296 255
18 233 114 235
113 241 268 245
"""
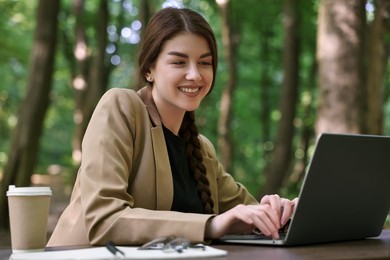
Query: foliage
1 0 390 201
0 0 35 171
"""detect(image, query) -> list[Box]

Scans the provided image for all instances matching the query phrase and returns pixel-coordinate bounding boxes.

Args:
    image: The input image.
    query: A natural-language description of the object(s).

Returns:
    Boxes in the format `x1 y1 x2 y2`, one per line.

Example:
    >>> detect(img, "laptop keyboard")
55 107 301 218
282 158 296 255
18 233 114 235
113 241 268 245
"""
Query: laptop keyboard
251 218 290 239
222 220 290 241
220 229 287 241
252 231 287 241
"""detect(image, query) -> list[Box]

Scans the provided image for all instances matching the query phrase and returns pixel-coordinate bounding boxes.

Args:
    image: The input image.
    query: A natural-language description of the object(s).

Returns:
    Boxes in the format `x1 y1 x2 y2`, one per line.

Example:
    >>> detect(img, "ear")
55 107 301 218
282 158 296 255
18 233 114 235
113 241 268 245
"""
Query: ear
145 72 153 82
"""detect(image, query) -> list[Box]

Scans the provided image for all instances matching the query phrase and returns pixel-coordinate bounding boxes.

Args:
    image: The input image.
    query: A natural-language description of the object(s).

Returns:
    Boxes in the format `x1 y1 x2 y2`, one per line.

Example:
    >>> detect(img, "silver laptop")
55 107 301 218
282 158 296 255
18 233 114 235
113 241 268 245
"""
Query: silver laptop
219 133 390 246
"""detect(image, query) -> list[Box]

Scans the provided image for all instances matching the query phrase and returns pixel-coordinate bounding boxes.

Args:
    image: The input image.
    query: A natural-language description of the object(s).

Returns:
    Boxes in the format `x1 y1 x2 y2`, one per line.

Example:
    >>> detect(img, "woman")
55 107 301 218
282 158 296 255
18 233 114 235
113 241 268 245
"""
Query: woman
48 7 296 247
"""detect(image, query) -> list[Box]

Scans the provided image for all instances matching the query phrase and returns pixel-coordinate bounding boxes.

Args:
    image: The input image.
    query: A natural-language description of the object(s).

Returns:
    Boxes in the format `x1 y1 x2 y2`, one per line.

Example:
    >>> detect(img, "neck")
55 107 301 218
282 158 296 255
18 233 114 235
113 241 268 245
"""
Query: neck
151 91 185 136
161 113 184 135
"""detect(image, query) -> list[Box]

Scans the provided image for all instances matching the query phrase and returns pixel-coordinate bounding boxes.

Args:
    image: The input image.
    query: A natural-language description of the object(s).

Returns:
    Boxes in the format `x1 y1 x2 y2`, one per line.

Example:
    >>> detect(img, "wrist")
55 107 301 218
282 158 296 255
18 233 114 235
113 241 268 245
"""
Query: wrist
205 216 218 239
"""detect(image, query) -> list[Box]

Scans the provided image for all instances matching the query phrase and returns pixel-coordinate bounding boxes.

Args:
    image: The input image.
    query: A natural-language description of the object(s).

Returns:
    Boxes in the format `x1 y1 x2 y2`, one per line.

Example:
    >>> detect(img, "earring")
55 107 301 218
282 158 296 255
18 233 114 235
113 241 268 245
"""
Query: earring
146 75 153 82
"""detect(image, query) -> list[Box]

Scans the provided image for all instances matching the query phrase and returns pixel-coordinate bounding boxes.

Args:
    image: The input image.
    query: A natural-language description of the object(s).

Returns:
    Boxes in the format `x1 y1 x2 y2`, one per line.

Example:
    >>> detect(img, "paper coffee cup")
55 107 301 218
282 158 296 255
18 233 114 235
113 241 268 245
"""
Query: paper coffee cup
7 185 52 253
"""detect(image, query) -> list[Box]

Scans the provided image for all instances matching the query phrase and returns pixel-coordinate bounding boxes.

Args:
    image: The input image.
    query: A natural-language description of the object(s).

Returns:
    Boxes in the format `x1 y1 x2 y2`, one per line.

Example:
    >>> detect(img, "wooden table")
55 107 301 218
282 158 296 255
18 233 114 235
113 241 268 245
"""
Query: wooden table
1 230 389 260
210 229 390 259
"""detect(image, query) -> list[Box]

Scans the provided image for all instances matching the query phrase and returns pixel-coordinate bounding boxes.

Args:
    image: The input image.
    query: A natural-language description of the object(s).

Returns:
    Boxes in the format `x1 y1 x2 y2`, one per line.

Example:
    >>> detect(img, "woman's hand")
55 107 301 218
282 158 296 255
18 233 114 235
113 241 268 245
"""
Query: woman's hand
205 196 298 240
260 194 298 226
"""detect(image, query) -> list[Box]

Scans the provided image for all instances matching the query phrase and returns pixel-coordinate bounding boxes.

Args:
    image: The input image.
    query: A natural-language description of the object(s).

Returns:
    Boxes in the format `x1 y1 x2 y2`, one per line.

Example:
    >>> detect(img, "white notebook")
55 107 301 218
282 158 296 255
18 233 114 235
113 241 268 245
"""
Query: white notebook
9 246 227 260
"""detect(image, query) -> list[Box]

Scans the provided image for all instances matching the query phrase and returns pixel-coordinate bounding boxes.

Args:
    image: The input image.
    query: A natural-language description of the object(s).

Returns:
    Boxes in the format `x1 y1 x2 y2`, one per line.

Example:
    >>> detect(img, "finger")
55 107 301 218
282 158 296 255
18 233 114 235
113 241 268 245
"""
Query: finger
281 197 301 225
280 199 293 225
238 204 280 237
252 210 280 239
238 204 279 227
261 194 282 213
292 197 299 209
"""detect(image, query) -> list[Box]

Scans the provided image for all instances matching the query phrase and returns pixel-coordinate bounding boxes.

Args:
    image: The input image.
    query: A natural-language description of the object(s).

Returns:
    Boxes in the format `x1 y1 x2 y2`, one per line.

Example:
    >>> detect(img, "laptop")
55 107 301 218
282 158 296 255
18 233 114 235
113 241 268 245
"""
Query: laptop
219 133 390 246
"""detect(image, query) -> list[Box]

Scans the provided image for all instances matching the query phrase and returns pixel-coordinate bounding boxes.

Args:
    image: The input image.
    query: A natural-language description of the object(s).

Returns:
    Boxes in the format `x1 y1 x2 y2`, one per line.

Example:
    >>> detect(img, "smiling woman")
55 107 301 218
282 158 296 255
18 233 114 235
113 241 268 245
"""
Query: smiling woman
47 7 297 247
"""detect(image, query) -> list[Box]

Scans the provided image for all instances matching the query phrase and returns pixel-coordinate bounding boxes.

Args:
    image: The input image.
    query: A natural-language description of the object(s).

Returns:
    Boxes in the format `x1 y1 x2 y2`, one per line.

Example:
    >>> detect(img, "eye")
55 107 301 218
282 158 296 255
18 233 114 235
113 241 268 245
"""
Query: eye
171 60 185 66
199 60 212 66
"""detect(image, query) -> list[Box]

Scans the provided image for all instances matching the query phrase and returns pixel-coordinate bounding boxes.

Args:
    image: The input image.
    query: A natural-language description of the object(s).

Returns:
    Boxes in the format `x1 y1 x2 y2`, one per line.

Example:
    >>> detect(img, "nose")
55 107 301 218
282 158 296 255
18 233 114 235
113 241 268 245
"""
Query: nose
186 64 202 82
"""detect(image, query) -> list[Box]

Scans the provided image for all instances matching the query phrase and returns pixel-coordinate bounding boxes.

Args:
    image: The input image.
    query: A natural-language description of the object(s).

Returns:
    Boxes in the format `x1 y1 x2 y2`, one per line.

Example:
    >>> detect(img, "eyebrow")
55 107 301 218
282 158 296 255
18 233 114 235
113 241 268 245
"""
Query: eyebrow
167 51 212 59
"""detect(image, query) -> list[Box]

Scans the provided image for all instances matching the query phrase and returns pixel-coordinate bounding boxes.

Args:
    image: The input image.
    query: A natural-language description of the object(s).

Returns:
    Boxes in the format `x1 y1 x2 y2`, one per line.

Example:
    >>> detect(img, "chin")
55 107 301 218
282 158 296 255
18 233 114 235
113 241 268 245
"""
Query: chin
184 106 200 112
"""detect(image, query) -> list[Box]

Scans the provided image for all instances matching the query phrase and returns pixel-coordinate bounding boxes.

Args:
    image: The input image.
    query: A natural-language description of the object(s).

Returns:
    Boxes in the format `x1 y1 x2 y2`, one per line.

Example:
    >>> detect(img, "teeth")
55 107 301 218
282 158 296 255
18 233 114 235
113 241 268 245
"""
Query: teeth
180 87 199 93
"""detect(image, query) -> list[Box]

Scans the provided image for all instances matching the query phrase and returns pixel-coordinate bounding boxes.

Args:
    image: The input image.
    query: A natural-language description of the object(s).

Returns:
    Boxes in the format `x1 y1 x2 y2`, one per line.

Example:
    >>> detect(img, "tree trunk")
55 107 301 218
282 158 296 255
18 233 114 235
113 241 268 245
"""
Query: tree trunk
288 60 317 189
217 0 237 173
261 0 300 196
70 0 110 170
82 0 110 136
259 28 273 153
381 2 390 104
71 0 91 166
133 0 151 90
365 0 390 135
139 0 151 37
315 0 366 134
0 0 60 229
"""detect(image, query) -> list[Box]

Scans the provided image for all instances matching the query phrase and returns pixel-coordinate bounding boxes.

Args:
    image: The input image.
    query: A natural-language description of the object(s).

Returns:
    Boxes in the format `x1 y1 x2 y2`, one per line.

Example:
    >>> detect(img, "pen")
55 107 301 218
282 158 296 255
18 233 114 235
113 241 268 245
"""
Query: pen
106 240 126 259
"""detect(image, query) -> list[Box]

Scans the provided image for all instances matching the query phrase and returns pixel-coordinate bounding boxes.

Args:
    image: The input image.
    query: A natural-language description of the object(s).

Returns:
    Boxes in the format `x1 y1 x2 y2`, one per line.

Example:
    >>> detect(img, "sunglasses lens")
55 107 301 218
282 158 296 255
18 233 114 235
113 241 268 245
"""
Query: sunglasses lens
139 236 175 250
163 237 190 253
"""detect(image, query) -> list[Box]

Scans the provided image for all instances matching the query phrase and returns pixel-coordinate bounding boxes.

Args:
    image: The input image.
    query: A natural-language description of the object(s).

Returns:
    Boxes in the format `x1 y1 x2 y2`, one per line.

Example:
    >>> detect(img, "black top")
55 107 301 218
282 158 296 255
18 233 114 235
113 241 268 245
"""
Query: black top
163 126 204 214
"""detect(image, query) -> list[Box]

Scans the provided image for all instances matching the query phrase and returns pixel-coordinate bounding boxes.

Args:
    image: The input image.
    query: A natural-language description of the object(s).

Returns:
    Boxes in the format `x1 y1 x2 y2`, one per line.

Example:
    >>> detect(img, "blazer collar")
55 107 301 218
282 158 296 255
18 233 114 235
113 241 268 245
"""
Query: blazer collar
137 86 161 126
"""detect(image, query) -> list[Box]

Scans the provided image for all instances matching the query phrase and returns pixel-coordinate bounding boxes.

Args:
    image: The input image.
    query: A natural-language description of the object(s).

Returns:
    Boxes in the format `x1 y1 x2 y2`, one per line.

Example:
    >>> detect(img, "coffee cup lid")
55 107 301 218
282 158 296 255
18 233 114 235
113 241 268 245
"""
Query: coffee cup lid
6 185 52 196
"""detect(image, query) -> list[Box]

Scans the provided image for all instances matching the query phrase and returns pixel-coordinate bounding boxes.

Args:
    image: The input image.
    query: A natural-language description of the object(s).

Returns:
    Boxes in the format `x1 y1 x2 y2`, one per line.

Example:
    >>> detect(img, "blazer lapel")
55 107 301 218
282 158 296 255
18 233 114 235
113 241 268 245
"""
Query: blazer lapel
151 127 173 210
138 87 173 210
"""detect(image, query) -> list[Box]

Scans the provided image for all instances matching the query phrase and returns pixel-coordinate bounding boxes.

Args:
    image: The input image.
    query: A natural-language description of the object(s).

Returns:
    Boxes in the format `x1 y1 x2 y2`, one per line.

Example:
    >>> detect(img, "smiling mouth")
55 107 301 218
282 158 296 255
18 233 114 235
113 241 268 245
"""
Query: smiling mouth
179 87 201 93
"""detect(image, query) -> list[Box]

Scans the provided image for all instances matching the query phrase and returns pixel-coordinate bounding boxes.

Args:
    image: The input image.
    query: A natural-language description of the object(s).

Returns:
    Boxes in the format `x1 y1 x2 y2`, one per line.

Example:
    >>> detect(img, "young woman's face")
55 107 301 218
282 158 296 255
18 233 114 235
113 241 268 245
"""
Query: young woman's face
149 32 213 117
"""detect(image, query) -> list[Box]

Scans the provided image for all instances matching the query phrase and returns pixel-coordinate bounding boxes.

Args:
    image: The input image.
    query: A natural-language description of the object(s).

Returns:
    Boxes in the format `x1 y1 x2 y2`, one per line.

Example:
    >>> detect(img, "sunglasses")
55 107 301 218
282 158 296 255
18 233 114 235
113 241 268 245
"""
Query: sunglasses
138 236 205 253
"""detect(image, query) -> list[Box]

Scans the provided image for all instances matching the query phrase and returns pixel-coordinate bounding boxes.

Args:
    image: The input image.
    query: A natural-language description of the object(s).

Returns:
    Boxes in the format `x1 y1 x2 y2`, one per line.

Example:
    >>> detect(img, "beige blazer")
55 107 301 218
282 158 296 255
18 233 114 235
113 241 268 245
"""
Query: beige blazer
47 87 257 247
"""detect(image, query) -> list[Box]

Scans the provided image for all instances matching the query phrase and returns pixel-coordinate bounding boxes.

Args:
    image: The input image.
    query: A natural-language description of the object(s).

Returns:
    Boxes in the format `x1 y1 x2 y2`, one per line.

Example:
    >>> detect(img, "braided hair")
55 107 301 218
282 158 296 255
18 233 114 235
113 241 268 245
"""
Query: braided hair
179 111 214 214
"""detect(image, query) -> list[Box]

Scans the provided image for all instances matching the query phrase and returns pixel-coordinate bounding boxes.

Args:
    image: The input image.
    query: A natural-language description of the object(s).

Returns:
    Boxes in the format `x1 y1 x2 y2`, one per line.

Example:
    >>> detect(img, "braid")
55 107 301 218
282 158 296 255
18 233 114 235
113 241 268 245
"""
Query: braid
180 111 215 214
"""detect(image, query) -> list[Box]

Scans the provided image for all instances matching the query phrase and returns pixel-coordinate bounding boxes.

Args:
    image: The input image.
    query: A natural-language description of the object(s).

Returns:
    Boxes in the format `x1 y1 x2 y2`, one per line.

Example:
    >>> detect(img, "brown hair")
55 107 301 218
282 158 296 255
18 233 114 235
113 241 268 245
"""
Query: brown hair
138 8 216 214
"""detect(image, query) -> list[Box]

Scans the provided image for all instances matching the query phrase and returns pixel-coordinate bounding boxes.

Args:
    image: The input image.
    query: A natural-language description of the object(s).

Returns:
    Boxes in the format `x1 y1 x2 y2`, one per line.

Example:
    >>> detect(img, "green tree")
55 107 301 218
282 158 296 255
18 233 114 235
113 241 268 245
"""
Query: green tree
216 0 236 173
0 0 60 229
261 0 301 196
